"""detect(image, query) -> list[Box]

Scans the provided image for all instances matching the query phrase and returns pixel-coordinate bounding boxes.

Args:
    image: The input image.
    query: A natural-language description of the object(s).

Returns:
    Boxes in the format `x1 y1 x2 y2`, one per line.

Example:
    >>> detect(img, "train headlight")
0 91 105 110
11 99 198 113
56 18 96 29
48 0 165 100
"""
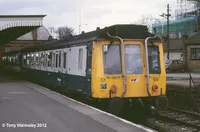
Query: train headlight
152 84 158 91
110 85 117 93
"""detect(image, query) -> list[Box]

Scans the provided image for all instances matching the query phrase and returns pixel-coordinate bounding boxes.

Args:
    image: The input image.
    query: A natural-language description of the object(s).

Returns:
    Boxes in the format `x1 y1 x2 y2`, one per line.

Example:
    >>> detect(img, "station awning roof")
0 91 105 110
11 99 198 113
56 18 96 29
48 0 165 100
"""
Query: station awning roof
0 15 46 45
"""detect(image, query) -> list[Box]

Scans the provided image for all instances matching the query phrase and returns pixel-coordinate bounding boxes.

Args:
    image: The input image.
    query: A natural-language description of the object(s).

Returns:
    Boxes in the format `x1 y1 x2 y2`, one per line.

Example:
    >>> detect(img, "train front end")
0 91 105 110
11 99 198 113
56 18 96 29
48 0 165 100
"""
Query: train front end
91 34 168 114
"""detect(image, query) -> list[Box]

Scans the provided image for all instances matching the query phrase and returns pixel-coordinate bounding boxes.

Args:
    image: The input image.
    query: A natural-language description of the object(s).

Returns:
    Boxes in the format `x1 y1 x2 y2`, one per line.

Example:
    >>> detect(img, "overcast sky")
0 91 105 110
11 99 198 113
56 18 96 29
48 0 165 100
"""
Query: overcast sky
0 0 177 34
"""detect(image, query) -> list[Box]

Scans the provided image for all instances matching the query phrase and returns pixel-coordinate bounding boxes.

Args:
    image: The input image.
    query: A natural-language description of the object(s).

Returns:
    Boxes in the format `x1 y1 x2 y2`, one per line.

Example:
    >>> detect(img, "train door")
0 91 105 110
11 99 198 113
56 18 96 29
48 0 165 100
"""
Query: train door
146 42 164 97
85 43 92 95
124 43 147 97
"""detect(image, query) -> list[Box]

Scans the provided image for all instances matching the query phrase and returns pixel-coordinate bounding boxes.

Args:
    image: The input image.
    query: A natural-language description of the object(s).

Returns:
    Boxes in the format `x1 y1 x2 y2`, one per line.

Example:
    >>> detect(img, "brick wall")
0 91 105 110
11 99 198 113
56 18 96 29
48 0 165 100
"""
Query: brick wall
32 29 38 40
187 45 200 72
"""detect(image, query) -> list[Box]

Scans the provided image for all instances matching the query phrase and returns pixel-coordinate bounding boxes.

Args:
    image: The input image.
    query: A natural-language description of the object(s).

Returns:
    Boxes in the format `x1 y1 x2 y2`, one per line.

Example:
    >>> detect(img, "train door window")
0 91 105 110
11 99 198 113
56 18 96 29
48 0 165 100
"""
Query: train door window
78 48 83 70
125 45 143 74
59 51 61 68
103 44 122 74
148 45 161 74
63 52 67 69
87 45 92 76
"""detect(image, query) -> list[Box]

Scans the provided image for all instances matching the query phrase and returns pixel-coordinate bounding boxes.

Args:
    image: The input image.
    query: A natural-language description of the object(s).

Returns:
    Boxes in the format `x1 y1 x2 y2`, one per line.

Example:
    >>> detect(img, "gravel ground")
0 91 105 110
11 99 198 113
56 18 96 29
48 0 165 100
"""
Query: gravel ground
146 118 199 132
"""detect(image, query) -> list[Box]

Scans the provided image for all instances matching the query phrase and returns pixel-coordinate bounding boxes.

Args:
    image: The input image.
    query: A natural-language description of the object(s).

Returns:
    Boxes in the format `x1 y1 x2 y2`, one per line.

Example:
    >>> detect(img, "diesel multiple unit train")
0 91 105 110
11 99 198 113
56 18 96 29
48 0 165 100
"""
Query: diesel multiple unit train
1 25 168 115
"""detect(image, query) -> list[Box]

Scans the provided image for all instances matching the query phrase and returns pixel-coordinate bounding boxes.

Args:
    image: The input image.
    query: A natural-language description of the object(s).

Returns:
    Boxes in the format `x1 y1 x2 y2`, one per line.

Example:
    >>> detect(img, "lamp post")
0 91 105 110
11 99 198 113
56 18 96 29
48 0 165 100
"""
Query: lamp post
160 13 165 34
160 4 171 60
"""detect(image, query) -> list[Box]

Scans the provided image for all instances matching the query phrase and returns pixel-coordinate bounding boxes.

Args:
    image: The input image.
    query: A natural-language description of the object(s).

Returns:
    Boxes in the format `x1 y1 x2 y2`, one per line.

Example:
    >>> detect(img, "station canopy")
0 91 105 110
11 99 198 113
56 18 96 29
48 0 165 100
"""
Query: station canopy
0 15 46 45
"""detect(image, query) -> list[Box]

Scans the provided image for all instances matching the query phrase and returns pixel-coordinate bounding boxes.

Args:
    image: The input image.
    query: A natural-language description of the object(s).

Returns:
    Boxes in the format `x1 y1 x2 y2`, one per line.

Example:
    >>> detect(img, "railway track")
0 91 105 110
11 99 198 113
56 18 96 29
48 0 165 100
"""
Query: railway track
156 107 200 130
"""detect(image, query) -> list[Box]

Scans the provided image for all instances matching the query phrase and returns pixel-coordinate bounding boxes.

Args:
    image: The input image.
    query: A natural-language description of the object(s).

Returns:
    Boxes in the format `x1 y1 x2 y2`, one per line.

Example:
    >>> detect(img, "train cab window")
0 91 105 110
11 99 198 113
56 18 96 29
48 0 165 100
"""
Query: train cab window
78 49 83 70
63 52 67 69
148 45 161 74
103 44 122 74
125 45 143 74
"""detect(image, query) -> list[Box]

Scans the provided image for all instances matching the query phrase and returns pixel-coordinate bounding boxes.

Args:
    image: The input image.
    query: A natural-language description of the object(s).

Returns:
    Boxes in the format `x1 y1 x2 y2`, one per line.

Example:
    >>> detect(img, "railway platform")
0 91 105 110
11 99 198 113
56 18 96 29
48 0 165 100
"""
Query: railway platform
0 73 154 132
167 73 200 91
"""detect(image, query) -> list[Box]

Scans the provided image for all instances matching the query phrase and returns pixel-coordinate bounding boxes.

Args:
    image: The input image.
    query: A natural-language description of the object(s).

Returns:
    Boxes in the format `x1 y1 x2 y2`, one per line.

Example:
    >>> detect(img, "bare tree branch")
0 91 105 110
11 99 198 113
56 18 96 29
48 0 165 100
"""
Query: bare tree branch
133 15 162 32
55 26 74 40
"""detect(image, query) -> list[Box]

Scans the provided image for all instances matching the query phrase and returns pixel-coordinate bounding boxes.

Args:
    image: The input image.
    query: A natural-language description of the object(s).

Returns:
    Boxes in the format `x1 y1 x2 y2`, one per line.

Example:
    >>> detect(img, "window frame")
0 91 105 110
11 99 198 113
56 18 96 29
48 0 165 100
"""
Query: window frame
191 48 200 60
148 45 161 74
63 52 67 69
78 48 83 70
125 44 143 74
102 44 122 75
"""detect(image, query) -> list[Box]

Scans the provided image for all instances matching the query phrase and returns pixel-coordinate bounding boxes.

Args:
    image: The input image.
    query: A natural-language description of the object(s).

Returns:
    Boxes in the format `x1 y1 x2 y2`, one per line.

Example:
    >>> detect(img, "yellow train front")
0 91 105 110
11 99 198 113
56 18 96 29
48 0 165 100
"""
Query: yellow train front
90 25 168 115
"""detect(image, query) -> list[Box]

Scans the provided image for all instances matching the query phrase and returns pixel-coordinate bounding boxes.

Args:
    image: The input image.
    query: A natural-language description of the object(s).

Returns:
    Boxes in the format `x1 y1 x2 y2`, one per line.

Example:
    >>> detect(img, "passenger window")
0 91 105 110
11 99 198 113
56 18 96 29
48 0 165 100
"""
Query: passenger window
48 52 52 67
56 54 58 68
63 52 67 69
44 53 47 67
52 53 55 68
23 55 26 65
41 53 44 67
27 54 30 65
35 53 39 67
78 49 83 70
59 51 61 68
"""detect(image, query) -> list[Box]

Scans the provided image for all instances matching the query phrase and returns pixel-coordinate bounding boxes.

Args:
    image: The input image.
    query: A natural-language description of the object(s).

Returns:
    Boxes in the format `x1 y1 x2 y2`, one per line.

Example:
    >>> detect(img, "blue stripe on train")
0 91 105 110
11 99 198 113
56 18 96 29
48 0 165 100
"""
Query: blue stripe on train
23 67 92 96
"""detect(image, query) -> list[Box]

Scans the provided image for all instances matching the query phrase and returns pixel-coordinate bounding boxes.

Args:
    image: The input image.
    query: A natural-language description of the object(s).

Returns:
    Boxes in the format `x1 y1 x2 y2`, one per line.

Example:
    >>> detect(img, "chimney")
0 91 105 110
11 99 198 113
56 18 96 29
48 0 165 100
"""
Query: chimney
32 29 38 40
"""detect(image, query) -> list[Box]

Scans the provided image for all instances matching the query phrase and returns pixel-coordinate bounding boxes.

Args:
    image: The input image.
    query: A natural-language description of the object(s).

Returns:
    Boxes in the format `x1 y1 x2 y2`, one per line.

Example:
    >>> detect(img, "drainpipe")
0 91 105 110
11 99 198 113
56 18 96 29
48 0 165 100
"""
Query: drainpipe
106 32 126 98
145 36 158 96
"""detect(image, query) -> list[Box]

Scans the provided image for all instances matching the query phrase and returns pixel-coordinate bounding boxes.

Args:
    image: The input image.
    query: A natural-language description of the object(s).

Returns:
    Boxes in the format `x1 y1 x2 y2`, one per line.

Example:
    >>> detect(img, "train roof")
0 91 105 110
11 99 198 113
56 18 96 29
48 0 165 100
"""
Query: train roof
19 24 154 52
2 50 21 56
